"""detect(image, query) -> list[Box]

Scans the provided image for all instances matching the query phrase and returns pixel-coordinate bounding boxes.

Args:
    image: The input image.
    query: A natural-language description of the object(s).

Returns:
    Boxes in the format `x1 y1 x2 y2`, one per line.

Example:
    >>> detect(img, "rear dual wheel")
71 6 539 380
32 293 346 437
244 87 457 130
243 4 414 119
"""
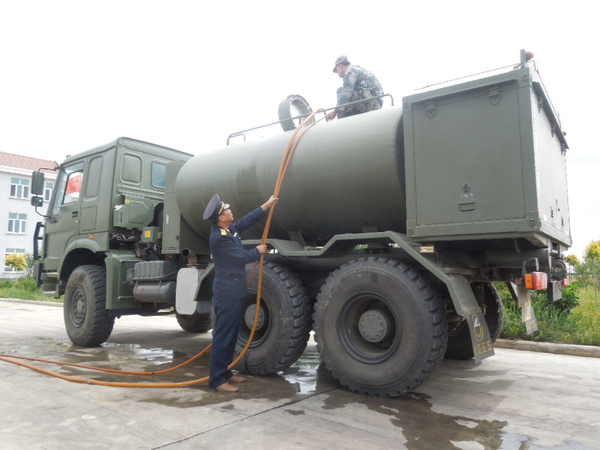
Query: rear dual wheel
235 262 312 375
314 257 447 397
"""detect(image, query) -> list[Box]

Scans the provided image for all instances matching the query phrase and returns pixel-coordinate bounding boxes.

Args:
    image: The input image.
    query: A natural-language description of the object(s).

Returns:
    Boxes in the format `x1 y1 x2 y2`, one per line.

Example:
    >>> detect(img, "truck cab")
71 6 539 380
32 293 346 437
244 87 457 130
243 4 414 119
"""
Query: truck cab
32 137 192 299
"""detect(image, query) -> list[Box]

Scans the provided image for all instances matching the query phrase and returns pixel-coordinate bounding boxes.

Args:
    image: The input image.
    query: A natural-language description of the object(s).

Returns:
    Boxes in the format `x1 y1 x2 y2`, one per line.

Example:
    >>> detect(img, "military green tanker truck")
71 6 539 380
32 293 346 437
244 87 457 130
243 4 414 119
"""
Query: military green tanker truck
31 51 570 396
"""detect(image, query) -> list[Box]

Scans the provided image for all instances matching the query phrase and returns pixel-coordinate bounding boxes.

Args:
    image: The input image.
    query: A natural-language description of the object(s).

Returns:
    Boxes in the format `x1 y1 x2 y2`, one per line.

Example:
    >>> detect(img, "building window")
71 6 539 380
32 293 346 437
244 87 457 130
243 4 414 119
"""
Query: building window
4 248 26 272
10 178 30 199
44 181 55 202
8 213 27 234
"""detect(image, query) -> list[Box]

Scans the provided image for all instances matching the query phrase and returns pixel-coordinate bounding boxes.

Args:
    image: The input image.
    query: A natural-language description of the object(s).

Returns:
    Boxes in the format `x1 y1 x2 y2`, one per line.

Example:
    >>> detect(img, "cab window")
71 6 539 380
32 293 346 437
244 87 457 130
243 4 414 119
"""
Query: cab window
51 162 84 216
151 162 166 189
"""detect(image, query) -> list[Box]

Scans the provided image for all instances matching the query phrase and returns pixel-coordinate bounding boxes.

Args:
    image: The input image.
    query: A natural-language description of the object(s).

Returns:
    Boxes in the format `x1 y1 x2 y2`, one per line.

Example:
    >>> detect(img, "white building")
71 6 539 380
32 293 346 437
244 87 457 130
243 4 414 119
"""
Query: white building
0 152 58 279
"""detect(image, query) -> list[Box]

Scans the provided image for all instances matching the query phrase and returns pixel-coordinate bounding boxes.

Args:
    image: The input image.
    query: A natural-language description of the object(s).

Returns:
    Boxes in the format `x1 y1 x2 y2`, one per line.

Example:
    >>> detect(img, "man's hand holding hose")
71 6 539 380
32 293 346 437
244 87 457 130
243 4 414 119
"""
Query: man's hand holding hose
257 195 278 254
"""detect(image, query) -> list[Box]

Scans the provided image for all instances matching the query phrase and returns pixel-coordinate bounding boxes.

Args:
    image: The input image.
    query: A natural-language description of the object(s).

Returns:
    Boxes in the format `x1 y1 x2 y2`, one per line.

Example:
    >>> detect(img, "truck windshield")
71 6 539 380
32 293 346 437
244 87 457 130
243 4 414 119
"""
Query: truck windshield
51 162 85 216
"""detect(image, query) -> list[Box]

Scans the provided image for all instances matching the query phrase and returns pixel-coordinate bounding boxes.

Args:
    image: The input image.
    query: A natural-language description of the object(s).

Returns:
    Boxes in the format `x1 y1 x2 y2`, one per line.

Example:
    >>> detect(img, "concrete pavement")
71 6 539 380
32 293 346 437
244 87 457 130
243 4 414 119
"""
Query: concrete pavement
1 299 599 449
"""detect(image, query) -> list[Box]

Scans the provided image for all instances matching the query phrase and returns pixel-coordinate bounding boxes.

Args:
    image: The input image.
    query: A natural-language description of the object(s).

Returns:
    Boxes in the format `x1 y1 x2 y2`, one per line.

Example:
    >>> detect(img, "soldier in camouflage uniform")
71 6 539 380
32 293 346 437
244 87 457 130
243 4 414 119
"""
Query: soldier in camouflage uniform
326 55 384 121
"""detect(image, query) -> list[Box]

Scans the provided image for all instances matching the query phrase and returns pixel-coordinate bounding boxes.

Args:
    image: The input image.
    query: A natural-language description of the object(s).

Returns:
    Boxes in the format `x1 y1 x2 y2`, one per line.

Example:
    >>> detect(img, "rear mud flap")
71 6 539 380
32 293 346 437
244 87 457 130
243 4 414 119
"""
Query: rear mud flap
447 275 495 362
508 281 539 334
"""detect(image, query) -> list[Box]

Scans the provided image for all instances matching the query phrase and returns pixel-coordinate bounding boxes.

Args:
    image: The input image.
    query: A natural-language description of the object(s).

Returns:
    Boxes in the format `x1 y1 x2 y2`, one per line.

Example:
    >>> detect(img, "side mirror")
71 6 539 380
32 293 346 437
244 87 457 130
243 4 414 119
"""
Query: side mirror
31 171 45 196
31 196 44 207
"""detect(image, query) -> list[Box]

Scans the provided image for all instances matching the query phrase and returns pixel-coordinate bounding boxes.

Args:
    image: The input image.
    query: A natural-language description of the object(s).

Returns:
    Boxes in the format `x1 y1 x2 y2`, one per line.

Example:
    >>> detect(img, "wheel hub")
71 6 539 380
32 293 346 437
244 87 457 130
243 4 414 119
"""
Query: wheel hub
244 304 265 330
358 309 391 343
71 287 86 327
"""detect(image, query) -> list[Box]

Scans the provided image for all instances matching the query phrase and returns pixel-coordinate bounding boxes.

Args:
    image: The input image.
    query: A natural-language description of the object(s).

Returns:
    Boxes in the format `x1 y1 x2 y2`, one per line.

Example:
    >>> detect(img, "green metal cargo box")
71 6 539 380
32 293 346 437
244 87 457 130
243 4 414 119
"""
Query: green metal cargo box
403 65 571 250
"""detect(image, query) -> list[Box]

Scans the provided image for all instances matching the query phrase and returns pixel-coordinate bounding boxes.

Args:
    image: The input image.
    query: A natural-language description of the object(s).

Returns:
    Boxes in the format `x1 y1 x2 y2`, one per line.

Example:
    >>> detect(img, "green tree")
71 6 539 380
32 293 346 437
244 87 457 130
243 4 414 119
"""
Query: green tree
565 254 581 285
5 254 27 272
565 254 580 268
25 253 35 276
582 241 600 300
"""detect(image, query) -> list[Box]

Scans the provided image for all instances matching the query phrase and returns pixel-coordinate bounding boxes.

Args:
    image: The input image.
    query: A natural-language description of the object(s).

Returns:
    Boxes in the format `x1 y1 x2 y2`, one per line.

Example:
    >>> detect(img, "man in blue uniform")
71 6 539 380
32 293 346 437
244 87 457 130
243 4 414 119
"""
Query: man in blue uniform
203 193 278 392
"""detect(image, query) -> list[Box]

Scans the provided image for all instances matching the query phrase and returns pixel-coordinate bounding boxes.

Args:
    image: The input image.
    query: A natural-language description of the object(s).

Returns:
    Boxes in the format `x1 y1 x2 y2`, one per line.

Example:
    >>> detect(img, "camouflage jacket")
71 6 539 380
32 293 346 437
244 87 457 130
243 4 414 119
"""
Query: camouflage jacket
337 64 384 107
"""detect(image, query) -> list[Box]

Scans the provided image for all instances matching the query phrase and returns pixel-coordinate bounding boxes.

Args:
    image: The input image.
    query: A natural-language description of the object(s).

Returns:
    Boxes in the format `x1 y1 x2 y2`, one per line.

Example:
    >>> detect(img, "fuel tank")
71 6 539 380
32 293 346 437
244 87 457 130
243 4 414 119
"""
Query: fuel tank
175 107 405 246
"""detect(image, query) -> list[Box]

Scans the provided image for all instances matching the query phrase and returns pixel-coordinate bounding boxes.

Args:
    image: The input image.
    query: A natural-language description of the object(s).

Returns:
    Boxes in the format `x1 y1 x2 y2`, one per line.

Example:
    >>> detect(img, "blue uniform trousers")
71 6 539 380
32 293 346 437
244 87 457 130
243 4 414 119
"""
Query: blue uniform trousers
208 295 245 389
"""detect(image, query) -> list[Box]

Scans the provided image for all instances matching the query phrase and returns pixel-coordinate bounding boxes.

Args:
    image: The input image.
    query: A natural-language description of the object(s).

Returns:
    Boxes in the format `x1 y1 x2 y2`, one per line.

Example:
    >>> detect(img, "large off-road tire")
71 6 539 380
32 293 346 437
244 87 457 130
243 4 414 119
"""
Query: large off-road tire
314 257 448 397
63 265 115 347
176 312 212 333
235 262 312 375
445 282 505 360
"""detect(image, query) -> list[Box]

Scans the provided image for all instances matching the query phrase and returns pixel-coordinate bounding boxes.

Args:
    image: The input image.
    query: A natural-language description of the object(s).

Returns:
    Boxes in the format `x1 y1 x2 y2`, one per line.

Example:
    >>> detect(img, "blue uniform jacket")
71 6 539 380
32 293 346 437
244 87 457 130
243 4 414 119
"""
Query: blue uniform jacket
209 207 266 300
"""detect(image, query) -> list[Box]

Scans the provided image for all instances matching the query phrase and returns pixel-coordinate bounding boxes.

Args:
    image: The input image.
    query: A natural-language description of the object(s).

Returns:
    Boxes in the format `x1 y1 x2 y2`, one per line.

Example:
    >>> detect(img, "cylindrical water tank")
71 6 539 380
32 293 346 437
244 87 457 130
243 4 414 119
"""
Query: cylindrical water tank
175 107 406 246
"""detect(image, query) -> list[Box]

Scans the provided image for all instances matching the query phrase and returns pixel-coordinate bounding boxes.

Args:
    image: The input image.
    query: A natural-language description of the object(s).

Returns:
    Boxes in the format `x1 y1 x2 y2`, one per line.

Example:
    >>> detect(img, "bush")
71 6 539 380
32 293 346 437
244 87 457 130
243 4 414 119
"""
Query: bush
14 276 39 293
498 282 600 346
497 283 579 317
0 275 49 301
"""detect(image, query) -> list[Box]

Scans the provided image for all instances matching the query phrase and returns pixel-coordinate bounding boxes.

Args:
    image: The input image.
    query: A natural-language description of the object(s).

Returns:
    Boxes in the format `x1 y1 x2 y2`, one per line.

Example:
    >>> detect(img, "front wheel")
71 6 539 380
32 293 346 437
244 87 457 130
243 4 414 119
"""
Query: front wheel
64 265 115 346
314 257 447 397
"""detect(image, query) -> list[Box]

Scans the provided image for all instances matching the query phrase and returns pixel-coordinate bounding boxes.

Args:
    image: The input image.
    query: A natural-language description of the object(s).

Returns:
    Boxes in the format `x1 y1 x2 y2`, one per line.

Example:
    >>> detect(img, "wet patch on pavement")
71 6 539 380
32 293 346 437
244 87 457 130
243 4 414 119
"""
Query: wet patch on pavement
2 325 595 450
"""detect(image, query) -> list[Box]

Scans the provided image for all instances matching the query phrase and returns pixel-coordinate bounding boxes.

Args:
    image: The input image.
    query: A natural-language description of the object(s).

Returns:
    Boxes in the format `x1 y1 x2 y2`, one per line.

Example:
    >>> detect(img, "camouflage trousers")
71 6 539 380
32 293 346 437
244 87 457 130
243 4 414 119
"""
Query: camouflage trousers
337 86 382 118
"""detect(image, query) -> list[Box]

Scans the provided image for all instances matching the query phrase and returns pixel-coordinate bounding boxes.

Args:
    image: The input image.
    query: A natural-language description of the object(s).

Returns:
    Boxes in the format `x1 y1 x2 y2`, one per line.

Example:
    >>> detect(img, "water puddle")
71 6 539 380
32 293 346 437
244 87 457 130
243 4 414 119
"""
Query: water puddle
322 390 507 449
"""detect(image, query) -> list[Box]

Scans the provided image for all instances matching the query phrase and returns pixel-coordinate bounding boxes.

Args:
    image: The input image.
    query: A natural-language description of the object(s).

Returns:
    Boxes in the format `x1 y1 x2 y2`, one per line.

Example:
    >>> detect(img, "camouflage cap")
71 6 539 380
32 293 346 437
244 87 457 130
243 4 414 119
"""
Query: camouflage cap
332 55 350 72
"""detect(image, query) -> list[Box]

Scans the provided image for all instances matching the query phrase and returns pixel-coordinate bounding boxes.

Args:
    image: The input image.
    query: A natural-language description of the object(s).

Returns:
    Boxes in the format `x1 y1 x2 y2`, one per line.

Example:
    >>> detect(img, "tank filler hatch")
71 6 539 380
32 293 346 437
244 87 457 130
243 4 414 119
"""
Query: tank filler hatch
226 94 315 145
278 94 315 132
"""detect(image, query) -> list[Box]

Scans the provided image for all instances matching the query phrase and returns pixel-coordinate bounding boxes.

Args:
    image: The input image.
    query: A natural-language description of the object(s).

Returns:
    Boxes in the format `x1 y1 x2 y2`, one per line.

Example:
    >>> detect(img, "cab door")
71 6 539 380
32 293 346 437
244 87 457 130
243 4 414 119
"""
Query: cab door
42 162 85 272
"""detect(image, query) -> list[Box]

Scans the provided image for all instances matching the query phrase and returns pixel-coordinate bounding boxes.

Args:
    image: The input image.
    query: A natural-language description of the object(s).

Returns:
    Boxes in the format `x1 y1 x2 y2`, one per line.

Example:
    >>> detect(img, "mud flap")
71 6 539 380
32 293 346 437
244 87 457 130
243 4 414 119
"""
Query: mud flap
508 281 539 334
446 274 495 362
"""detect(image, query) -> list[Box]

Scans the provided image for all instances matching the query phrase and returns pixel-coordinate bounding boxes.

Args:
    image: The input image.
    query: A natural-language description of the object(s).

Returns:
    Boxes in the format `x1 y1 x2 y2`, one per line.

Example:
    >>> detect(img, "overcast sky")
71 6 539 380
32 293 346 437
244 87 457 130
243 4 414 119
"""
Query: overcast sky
1 0 597 259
